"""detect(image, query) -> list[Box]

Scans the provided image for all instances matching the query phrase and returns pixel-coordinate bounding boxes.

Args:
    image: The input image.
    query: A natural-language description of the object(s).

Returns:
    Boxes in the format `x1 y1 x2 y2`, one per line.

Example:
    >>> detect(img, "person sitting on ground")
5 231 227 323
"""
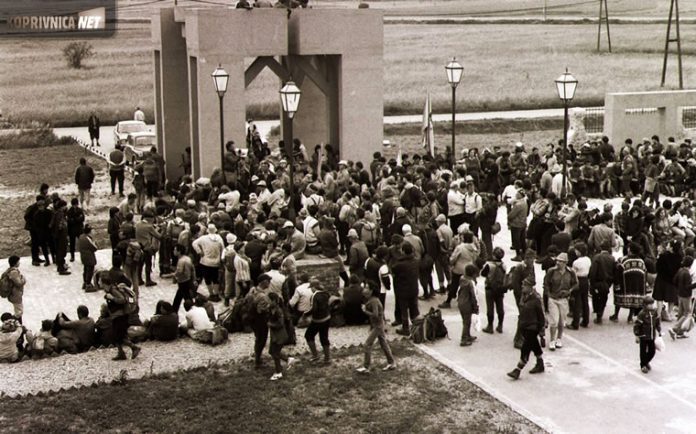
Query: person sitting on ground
195 294 216 322
56 305 96 353
183 299 214 341
26 320 58 356
95 303 115 347
145 300 179 341
342 274 369 325
0 313 25 363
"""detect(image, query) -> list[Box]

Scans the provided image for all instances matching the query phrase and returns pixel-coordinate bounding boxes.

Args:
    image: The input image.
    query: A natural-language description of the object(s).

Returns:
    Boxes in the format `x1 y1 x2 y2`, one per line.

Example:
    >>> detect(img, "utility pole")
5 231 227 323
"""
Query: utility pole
661 0 683 89
596 0 611 52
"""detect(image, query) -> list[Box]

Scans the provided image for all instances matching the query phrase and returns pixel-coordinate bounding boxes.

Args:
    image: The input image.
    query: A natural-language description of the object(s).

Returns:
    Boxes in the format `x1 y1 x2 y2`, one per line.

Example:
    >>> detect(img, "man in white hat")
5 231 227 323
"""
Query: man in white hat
191 224 225 302
222 233 238 306
542 252 578 350
283 220 306 260
256 180 271 205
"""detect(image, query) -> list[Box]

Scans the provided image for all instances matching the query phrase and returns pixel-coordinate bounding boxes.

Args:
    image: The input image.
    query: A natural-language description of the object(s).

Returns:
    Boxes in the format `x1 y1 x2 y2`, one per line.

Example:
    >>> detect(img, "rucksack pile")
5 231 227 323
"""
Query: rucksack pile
410 308 448 344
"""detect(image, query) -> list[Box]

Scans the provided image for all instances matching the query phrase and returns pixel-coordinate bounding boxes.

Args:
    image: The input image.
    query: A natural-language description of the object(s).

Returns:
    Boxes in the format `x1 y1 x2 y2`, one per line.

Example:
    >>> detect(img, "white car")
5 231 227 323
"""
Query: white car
113 120 147 145
124 131 157 164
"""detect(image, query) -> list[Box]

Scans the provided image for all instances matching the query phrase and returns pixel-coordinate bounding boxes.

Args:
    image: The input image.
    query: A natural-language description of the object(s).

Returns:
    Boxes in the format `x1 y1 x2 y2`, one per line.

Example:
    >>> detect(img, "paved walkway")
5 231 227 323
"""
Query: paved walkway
53 106 576 156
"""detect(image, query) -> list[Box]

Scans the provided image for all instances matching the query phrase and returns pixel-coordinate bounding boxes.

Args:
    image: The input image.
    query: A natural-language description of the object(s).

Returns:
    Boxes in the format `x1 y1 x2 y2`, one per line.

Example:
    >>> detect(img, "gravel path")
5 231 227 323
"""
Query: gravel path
0 324 406 398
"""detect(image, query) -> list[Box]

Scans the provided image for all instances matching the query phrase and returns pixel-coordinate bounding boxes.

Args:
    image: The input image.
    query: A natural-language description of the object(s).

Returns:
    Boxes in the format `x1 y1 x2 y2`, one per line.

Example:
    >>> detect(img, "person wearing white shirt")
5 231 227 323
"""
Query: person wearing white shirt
569 244 592 329
447 181 466 233
134 107 145 122
184 302 214 339
191 224 225 302
463 176 482 236
289 275 313 318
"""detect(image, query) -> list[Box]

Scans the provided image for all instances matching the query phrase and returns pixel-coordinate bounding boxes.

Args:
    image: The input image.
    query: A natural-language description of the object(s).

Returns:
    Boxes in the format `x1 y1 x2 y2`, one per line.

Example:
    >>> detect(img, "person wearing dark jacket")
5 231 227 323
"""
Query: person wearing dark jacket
78 224 98 291
146 301 179 341
458 264 480 346
66 198 85 263
34 198 55 266
87 112 100 147
588 241 616 324
109 144 126 197
507 283 546 380
305 279 332 364
24 196 46 266
74 157 95 212
51 199 70 275
391 242 421 336
633 296 661 373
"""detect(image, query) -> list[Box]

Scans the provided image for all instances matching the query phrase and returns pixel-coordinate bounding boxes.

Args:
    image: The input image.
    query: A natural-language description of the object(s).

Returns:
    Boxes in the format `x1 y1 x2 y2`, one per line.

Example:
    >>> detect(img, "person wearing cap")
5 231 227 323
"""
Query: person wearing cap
507 272 546 380
222 233 238 306
77 224 98 292
191 224 225 302
543 252 578 350
463 176 482 236
135 212 162 287
447 181 466 234
336 160 351 187
348 228 369 280
633 295 662 373
282 220 305 260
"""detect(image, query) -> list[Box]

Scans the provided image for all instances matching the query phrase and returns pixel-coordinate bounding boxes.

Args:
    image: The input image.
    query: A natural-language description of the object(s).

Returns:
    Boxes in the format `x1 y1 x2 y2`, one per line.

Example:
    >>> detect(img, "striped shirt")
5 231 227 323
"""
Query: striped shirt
234 254 251 282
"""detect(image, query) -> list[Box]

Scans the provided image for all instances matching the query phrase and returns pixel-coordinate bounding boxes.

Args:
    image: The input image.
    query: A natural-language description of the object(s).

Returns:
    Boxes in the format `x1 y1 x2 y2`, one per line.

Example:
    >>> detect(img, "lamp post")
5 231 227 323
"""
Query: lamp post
212 65 229 185
554 68 578 199
445 57 463 170
280 80 301 217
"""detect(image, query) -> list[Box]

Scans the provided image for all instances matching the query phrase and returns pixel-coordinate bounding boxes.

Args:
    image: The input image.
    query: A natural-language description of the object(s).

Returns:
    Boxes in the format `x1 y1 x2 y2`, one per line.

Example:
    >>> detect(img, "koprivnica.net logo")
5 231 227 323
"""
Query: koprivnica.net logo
0 0 115 37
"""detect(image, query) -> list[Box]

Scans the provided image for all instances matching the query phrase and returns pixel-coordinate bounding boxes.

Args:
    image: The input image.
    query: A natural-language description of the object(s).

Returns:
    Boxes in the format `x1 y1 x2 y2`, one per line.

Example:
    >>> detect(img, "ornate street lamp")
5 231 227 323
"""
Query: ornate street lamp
555 68 578 198
280 80 301 217
445 57 464 170
212 64 229 184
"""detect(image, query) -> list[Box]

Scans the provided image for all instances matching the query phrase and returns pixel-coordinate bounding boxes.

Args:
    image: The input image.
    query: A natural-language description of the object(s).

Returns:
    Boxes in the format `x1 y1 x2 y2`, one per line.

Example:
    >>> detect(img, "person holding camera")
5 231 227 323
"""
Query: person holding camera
507 280 547 380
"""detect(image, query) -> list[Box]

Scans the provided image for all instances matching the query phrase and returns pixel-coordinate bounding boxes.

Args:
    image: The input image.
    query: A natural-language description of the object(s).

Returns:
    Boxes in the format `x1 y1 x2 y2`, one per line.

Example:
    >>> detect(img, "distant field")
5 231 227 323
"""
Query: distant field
1 22 694 126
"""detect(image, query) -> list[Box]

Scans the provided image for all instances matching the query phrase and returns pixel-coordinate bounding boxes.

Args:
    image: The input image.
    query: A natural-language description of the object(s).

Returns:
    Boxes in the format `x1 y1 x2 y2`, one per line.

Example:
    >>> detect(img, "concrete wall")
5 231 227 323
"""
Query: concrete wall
288 9 384 165
152 8 190 180
154 8 383 178
605 90 696 146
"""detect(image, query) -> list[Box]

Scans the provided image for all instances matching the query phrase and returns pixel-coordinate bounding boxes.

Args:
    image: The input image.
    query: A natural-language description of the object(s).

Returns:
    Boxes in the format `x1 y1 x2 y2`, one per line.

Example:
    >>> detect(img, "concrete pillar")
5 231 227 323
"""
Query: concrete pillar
292 72 329 150
152 8 190 181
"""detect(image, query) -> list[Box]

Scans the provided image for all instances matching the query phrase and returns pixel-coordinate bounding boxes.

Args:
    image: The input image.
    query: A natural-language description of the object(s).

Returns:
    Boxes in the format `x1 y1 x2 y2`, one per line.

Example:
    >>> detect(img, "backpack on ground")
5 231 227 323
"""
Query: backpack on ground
410 308 448 344
0 269 13 299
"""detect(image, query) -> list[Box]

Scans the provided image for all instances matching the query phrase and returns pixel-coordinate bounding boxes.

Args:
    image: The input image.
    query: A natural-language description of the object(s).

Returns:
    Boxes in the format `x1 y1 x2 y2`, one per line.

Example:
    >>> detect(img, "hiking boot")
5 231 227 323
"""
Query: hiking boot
32 261 41 266
208 294 221 302
113 351 127 361
529 358 545 374
641 366 649 374
507 368 521 380
44 261 52 267
460 340 472 347
609 315 619 323
496 324 504 333
482 325 494 334
131 346 141 359
594 317 603 325
566 324 579 330
438 302 451 309
322 346 331 365
145 281 157 287
85 285 98 293
356 367 370 374
395 329 410 336
390 320 402 327
58 270 72 276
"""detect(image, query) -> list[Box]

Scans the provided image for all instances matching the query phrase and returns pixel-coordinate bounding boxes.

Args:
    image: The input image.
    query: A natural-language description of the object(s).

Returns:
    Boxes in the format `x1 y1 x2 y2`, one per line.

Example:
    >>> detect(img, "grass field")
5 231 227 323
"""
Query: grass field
0 145 111 259
0 22 693 126
0 342 542 433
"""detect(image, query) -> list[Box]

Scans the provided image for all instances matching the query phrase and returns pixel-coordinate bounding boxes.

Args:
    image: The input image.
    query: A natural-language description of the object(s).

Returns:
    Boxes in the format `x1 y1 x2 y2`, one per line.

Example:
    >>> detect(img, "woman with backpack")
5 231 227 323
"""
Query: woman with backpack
481 247 506 334
104 268 141 361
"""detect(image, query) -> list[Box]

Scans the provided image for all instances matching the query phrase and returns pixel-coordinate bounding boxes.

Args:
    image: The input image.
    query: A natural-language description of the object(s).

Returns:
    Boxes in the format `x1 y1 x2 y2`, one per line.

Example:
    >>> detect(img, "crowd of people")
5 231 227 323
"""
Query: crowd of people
3 121 696 380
